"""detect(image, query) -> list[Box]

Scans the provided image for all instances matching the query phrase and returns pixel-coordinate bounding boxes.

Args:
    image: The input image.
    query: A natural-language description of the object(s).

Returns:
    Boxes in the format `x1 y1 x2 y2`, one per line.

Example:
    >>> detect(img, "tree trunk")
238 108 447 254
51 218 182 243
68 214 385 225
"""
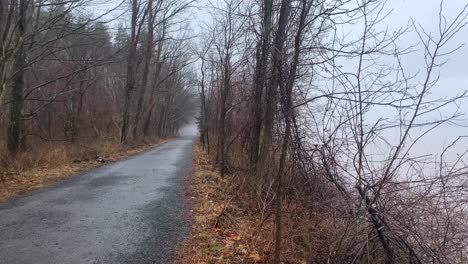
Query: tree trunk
219 53 231 178
133 0 154 138
251 0 273 169
143 26 165 137
71 73 86 142
273 102 290 264
120 0 139 144
199 59 208 150
257 0 291 184
7 0 27 155
0 0 15 99
143 101 155 136
273 0 307 262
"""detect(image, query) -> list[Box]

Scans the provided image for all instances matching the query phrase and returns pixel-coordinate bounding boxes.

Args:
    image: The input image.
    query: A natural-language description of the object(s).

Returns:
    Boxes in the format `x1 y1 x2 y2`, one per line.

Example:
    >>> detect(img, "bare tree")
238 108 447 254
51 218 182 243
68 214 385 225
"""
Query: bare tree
120 0 141 143
6 0 27 154
198 0 468 263
250 0 273 169
0 0 196 160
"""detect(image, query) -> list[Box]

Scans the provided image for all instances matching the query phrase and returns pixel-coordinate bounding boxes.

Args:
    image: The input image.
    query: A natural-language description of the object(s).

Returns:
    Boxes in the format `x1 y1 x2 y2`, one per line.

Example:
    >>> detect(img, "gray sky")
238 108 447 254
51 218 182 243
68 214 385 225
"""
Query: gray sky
92 0 468 162
311 0 468 164
392 0 467 85
379 0 468 159
190 0 468 161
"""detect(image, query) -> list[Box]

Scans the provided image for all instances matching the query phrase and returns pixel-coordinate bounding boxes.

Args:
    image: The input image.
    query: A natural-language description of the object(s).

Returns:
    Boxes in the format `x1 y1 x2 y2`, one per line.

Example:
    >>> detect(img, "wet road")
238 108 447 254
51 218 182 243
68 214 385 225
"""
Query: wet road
0 135 195 264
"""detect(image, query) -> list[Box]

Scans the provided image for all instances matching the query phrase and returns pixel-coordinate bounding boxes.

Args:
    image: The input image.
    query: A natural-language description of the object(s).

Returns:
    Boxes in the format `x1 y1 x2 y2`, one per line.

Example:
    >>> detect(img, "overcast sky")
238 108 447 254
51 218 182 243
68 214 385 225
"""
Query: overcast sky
380 0 468 159
391 0 467 83
94 0 468 161
192 0 468 160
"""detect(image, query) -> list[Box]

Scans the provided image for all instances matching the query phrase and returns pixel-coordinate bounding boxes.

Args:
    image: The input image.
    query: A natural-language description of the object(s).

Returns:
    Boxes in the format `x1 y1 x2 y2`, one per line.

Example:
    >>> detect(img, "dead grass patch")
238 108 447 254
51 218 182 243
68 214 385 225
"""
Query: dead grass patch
176 142 335 264
176 142 273 264
0 137 173 201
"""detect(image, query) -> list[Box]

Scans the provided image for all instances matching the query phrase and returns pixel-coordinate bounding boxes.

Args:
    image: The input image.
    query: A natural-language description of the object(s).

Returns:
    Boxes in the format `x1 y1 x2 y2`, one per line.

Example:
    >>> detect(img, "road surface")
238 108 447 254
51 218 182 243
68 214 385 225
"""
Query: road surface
0 132 195 264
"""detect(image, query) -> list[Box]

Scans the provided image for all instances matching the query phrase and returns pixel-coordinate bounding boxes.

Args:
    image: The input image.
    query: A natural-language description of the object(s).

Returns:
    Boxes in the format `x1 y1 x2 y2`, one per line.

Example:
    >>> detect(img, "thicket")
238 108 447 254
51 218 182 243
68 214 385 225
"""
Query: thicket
197 0 468 263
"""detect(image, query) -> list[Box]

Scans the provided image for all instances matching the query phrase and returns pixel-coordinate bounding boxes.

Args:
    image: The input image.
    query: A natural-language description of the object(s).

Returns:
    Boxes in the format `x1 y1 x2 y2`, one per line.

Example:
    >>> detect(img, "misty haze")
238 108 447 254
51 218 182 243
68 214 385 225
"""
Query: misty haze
1 0 468 263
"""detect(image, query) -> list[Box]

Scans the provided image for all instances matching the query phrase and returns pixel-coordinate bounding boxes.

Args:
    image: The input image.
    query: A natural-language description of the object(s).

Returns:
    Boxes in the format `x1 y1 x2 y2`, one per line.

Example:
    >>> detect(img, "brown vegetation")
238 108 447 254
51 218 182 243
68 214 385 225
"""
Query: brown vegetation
0 138 172 201
0 0 197 197
2 0 468 263
177 142 272 263
191 0 468 263
178 142 353 263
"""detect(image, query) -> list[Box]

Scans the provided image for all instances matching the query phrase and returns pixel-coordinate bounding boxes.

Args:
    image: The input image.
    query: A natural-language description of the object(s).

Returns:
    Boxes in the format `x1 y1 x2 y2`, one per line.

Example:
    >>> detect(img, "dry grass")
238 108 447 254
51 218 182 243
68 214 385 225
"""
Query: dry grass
176 142 272 264
176 142 337 264
0 137 173 201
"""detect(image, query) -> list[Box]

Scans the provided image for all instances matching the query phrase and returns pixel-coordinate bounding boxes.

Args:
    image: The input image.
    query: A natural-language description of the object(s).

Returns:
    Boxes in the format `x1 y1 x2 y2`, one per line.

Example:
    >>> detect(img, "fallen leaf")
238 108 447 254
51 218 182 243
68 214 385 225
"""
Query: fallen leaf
249 252 262 263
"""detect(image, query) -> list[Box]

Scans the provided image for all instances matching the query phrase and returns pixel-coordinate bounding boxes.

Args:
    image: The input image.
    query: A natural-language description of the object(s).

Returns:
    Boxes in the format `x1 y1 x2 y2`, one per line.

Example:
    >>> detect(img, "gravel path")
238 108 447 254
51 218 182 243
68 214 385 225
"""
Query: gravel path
0 135 195 264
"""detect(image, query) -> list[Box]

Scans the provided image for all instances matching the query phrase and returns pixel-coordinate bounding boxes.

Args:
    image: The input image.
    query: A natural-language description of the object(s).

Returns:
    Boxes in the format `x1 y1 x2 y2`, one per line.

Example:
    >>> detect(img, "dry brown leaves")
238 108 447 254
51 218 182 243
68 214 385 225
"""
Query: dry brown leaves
176 142 323 264
176 143 269 264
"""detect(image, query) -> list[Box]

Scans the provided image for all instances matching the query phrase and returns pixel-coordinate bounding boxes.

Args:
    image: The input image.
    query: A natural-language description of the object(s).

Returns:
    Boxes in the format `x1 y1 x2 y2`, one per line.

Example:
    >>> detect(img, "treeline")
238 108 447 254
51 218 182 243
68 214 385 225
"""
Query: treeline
198 0 468 263
0 0 197 157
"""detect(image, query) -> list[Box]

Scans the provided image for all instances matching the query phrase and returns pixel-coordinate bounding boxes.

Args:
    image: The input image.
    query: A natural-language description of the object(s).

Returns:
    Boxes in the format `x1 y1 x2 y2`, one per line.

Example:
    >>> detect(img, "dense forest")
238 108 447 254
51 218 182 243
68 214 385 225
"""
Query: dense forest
0 0 197 159
2 0 468 263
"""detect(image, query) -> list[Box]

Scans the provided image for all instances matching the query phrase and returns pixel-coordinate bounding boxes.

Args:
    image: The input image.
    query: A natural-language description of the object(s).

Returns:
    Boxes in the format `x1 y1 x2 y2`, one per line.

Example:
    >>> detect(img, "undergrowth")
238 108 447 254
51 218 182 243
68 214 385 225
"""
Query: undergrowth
176 142 331 264
0 136 171 201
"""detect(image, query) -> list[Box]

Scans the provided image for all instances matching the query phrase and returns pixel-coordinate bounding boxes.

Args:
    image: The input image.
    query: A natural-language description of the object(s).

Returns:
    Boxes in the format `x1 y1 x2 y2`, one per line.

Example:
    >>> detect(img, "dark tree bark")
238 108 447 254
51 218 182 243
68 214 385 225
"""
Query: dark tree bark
273 0 309 262
250 0 273 169
133 0 154 138
199 57 210 151
257 0 290 182
120 0 140 144
0 0 15 98
143 22 165 137
7 0 27 155
218 52 231 178
70 72 87 142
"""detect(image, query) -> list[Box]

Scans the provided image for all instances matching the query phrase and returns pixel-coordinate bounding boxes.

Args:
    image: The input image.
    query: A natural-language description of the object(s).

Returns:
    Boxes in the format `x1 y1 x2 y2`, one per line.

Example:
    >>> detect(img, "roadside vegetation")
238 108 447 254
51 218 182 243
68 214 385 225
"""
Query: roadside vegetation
2 0 468 263
183 0 468 263
0 138 172 201
0 0 197 197
178 142 313 263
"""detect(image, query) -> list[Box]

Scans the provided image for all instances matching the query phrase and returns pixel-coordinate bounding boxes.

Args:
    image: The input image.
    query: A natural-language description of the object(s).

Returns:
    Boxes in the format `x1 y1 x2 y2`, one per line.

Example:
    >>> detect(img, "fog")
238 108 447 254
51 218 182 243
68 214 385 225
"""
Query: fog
178 122 199 137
